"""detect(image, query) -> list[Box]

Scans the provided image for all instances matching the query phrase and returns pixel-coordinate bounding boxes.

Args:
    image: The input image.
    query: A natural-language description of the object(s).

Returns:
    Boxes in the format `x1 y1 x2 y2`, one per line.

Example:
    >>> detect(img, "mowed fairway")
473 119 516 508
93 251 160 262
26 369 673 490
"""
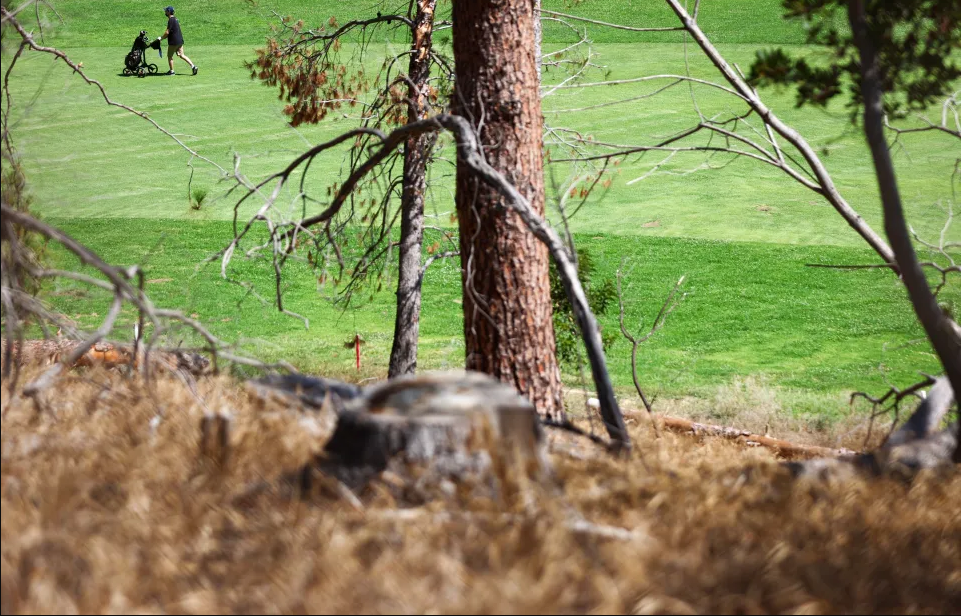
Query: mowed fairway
5 0 959 419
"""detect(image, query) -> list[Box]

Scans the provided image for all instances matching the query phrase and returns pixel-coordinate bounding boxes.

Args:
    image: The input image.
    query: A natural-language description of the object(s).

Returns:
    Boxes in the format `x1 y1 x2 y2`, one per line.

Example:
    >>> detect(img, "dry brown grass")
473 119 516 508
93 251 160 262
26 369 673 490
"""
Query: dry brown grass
2 367 960 615
565 376 890 453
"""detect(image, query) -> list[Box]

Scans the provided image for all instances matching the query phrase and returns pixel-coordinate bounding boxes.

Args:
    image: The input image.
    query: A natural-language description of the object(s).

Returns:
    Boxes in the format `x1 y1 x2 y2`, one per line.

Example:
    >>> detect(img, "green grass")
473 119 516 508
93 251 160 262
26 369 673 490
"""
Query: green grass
22 1 813 47
538 44 958 247
5 0 960 418
9 43 957 247
39 216 954 419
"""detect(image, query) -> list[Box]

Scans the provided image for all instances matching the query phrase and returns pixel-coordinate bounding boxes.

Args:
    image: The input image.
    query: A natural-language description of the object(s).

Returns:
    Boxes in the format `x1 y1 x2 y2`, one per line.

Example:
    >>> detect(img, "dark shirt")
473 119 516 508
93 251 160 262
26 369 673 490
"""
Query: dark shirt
166 16 184 46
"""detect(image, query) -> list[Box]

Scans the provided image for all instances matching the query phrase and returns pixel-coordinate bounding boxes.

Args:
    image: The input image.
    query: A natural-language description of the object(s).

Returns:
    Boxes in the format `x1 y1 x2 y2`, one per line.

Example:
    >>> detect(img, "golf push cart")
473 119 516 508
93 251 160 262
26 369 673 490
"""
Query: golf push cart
123 30 162 77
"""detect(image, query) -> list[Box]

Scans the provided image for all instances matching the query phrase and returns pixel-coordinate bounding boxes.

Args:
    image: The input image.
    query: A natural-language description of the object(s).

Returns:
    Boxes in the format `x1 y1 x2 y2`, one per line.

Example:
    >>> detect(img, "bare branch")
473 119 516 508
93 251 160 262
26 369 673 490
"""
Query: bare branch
236 113 630 447
851 375 937 448
663 0 897 270
22 294 123 396
417 251 459 286
885 376 956 447
2 201 300 394
541 417 615 451
544 80 686 114
617 265 687 434
437 115 632 450
537 9 684 33
883 91 961 143
542 73 748 100
847 0 961 397
2 204 144 305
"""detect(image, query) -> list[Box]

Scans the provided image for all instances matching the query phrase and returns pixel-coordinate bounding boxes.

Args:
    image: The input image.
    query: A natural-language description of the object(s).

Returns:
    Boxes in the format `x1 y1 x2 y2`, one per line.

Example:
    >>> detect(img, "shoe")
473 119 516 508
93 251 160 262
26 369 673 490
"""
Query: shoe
192 65 198 76
165 70 175 75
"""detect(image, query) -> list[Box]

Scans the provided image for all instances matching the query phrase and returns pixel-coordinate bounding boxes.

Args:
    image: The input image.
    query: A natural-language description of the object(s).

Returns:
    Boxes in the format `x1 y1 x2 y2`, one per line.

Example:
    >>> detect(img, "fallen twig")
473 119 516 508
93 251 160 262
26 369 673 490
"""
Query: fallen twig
631 411 859 460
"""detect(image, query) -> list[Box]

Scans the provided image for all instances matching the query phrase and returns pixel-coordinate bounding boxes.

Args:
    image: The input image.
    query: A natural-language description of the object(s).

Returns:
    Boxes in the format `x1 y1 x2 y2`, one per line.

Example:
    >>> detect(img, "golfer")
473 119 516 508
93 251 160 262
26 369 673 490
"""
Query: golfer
157 6 198 76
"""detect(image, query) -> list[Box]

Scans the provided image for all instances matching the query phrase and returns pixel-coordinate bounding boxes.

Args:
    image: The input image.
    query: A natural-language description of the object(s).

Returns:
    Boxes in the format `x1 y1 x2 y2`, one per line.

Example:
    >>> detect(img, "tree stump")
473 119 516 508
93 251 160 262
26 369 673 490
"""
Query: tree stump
304 371 554 498
246 372 362 414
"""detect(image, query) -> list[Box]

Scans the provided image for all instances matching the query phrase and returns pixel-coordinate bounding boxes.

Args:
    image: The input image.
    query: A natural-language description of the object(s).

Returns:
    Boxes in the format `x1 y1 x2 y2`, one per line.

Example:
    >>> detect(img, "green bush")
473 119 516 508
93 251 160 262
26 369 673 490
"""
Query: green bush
549 246 618 365
191 187 208 210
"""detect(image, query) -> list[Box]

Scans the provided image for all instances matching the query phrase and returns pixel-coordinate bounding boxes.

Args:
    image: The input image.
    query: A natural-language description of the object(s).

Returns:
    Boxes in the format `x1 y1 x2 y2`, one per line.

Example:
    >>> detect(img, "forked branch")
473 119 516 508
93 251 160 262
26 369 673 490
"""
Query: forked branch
617 266 688 433
1 202 295 396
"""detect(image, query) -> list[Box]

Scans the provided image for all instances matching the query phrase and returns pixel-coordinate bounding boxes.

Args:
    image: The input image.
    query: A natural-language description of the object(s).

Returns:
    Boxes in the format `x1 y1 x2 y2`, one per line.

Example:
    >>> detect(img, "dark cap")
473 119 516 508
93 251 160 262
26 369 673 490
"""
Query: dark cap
164 6 174 14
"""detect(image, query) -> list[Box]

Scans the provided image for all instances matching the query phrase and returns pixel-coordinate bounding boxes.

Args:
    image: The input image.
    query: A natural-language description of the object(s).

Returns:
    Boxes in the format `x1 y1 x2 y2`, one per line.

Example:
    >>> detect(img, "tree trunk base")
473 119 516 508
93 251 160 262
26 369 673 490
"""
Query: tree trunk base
784 423 958 482
786 377 958 482
246 372 362 413
292 371 555 500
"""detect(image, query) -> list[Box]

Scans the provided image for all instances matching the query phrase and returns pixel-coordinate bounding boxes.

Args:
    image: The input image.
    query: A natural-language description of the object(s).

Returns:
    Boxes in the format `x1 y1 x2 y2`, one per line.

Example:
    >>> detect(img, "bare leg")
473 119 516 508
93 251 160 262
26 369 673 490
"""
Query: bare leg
176 48 195 70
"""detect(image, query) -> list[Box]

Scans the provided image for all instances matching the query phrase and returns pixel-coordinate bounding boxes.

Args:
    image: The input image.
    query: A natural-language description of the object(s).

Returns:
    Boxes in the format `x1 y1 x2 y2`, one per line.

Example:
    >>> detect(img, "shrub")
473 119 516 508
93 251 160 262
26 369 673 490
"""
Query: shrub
549 247 618 365
191 187 208 210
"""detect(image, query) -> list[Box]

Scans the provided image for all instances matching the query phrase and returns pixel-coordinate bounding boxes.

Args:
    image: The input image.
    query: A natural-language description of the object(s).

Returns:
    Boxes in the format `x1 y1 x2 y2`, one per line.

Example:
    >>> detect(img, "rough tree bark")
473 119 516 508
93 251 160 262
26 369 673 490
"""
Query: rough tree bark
533 0 542 84
451 0 565 421
848 0 961 401
388 0 438 378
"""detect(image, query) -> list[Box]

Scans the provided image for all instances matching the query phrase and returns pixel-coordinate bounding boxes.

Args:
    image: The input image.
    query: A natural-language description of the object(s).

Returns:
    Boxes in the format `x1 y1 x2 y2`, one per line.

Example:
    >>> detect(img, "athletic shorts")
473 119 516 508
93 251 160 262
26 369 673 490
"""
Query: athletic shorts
167 44 183 59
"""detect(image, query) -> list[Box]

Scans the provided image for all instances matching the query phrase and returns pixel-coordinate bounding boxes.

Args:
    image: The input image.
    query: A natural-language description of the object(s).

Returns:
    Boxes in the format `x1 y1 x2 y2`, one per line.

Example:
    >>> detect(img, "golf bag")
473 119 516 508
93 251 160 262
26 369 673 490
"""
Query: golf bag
123 30 160 77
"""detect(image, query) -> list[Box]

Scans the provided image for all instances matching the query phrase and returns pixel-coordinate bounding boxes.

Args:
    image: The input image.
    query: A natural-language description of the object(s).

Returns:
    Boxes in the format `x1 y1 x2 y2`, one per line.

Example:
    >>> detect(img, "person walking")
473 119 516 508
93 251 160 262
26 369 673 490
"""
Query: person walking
156 6 197 76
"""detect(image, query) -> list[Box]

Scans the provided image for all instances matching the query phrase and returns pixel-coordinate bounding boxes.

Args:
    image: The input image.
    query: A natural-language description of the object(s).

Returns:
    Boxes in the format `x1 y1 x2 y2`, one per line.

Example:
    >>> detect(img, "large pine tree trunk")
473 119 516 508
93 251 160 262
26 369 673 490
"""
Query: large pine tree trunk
451 0 565 421
388 0 437 378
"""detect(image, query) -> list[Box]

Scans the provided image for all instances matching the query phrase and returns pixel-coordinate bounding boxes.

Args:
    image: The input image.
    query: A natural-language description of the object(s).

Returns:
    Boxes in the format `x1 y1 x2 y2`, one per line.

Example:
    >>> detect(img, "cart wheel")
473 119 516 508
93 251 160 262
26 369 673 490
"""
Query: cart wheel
147 64 158 74
138 68 147 78
123 68 131 76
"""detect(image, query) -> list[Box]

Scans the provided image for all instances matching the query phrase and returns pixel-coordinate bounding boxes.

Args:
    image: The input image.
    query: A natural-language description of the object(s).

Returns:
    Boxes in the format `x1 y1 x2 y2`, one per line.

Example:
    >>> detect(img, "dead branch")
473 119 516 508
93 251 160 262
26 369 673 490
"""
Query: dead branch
226 113 631 450
885 376 956 447
438 114 631 451
804 259 959 298
851 374 938 447
544 80 694 114
543 73 748 100
537 8 684 33
232 2 456 332
846 0 961 399
1 201 296 395
617 266 688 435
647 413 858 460
2 204 144 306
788 376 957 480
663 0 893 267
541 417 615 451
909 200 959 297
548 0 897 270
883 91 961 144
416 250 459 286
21 294 123 396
